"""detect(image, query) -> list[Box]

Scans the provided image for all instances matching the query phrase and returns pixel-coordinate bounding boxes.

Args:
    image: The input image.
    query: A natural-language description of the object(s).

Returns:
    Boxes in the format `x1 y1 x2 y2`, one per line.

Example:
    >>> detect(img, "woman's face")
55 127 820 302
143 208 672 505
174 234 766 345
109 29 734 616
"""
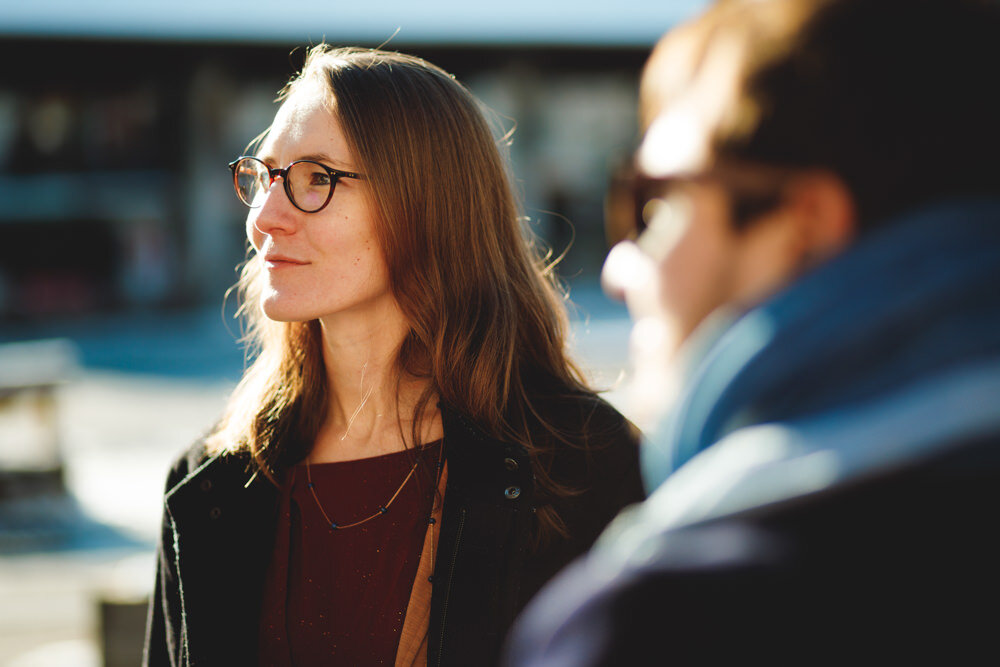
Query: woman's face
247 82 392 324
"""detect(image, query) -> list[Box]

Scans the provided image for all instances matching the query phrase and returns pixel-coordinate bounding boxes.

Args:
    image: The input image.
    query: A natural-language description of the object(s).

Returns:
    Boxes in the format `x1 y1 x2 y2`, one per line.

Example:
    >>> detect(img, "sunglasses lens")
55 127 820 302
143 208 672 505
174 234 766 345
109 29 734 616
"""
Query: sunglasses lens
604 167 676 248
604 168 641 248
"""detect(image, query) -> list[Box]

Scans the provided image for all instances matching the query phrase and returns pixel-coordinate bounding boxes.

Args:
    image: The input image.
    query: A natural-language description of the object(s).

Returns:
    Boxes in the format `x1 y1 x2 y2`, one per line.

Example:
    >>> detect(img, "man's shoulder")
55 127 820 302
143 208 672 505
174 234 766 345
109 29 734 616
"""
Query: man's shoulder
621 423 1000 563
506 517 778 666
507 427 1000 665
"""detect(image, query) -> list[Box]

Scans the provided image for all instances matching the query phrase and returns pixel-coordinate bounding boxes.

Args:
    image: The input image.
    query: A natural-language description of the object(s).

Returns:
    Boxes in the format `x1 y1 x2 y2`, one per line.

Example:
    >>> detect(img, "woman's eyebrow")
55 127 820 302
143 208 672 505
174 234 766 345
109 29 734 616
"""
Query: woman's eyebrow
297 153 355 170
254 152 355 170
254 151 277 167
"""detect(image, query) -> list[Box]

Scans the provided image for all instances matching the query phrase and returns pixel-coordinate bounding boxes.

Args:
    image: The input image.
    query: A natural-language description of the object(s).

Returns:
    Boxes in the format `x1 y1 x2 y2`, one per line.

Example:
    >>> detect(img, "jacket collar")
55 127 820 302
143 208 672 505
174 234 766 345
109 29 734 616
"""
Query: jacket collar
438 403 533 495
164 404 532 519
643 196 1000 488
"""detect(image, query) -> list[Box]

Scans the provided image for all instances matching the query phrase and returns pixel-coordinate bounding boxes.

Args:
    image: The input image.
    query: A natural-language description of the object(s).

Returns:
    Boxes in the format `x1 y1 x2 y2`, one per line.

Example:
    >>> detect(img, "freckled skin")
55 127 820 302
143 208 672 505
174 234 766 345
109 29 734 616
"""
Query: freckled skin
247 83 393 324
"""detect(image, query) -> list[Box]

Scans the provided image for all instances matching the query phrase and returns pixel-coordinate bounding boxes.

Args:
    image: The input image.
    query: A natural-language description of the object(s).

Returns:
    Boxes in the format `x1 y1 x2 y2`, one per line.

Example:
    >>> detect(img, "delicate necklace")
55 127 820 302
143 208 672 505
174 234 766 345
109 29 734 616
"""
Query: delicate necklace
305 440 444 531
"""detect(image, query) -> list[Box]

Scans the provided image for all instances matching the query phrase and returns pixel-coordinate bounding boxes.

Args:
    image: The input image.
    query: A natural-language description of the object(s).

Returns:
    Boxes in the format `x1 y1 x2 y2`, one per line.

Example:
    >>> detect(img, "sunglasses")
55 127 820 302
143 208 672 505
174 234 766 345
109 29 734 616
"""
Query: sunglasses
604 159 795 248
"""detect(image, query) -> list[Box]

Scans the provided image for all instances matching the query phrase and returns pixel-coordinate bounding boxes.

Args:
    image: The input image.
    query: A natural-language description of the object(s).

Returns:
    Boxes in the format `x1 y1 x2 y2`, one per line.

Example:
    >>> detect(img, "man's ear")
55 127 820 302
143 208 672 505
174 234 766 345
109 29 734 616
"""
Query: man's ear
784 170 857 265
727 170 857 309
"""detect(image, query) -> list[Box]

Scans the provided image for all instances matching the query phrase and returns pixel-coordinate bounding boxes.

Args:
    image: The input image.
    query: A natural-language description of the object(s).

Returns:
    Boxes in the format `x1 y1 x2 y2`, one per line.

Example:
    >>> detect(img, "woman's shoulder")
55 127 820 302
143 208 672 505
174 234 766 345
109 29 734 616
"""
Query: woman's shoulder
529 390 639 452
162 430 242 492
158 439 208 492
526 390 643 507
523 391 645 584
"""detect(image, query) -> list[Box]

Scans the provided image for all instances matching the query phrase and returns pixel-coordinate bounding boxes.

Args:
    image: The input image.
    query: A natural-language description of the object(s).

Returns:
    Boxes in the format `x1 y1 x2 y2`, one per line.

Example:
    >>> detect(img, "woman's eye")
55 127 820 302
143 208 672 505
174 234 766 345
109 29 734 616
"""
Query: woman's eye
309 172 331 186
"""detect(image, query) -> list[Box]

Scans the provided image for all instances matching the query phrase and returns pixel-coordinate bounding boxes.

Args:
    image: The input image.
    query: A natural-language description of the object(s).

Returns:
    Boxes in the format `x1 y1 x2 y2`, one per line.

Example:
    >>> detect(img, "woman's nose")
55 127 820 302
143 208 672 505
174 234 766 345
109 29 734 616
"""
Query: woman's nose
248 178 300 239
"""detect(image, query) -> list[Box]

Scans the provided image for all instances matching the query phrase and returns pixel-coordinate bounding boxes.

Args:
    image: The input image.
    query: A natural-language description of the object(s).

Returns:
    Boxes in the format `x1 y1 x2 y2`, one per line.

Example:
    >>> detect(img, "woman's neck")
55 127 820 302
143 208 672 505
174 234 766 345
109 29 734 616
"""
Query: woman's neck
312 302 441 463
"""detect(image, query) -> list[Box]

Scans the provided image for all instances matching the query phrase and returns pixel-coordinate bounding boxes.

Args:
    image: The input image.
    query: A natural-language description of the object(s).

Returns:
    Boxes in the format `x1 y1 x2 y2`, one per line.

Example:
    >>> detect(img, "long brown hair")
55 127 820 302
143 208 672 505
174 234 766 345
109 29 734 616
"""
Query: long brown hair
208 45 592 533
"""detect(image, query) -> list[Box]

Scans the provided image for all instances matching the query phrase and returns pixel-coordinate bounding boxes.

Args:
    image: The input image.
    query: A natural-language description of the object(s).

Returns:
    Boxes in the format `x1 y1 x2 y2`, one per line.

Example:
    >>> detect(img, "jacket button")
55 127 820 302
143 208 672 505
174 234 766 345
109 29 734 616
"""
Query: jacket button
503 457 518 471
200 479 212 492
504 486 521 500
209 507 222 519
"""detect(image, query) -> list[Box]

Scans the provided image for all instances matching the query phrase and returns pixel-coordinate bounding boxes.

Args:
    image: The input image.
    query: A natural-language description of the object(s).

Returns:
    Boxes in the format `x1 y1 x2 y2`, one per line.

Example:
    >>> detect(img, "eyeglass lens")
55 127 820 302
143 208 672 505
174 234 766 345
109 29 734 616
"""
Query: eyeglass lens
233 159 269 208
233 158 335 212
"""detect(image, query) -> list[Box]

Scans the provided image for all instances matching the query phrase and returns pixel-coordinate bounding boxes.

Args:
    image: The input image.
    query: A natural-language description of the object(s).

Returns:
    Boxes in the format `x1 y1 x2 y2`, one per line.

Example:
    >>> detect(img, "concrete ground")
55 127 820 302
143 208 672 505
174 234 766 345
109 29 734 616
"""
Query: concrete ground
0 284 634 665
0 373 235 666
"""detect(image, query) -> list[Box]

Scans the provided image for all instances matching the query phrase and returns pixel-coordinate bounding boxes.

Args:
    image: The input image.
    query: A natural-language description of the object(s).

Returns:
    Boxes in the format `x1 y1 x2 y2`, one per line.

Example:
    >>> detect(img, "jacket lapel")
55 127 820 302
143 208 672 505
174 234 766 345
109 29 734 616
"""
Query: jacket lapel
428 407 534 665
165 452 279 666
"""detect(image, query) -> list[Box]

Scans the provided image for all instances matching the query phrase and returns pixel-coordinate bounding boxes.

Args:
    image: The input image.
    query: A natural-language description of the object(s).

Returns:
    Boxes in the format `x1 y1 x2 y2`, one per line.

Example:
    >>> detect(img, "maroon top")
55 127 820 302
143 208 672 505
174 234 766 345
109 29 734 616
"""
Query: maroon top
259 442 442 667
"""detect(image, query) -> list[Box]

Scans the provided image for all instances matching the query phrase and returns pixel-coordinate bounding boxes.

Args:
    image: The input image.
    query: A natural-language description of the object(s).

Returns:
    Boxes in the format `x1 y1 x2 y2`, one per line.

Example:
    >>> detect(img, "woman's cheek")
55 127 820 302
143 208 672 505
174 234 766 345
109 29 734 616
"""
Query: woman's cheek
246 212 264 251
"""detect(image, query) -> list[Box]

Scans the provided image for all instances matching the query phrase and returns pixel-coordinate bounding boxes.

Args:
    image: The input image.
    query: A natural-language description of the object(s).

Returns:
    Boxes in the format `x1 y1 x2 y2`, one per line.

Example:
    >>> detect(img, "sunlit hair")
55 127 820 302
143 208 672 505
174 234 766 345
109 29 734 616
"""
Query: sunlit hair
207 45 595 535
640 0 1000 227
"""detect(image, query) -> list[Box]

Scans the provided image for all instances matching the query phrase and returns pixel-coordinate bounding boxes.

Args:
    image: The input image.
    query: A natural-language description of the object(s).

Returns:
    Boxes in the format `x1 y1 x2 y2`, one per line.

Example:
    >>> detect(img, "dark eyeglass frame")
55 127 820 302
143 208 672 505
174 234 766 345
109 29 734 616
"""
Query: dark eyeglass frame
604 159 795 248
227 155 365 214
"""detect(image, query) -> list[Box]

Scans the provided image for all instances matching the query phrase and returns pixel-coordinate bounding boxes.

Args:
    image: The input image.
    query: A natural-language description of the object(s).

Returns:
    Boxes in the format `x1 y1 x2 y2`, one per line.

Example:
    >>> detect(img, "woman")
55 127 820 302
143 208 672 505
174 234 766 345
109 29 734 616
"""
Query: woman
143 45 642 667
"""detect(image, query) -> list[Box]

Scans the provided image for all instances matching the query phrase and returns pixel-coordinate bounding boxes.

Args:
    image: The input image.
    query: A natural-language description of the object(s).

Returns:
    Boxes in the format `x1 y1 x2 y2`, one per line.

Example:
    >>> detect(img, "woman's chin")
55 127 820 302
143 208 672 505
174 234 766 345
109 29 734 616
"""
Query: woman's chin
260 298 313 323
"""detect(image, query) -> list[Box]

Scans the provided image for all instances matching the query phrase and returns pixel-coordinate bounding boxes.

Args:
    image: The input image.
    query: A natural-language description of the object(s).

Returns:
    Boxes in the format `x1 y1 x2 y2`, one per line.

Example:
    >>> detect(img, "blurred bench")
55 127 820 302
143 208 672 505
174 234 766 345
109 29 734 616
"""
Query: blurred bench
0 338 80 551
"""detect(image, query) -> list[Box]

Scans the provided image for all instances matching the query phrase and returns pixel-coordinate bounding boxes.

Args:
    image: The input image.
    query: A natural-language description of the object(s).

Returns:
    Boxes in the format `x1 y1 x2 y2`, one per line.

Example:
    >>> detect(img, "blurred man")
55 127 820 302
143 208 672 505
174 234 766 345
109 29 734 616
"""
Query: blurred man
506 0 1000 663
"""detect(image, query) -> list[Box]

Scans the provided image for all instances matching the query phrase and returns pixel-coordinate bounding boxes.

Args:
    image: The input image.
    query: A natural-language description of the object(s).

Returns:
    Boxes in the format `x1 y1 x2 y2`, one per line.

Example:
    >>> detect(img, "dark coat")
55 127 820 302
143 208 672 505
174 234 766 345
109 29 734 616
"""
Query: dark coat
143 395 643 667
505 428 1000 665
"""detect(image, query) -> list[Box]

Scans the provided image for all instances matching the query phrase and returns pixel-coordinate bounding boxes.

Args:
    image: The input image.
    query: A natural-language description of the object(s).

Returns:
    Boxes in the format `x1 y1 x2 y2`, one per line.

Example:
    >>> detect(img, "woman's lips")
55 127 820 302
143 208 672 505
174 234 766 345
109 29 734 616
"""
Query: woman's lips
264 255 308 268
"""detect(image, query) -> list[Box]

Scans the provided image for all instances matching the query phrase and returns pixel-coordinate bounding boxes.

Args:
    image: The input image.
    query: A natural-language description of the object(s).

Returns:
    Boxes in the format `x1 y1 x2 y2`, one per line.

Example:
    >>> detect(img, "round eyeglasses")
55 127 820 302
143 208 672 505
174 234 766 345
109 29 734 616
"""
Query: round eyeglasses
228 156 364 213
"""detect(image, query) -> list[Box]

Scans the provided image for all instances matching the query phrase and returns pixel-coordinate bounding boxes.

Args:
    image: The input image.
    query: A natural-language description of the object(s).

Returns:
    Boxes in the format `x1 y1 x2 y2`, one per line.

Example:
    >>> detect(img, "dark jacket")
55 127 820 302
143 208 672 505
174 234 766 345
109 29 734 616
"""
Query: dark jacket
506 428 1000 665
144 395 643 667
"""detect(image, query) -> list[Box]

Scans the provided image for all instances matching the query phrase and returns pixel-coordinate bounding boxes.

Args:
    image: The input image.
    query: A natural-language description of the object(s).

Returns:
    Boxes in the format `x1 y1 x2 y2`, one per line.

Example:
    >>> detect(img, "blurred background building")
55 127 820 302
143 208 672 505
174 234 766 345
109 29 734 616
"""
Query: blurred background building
0 1 702 664
0 0 703 319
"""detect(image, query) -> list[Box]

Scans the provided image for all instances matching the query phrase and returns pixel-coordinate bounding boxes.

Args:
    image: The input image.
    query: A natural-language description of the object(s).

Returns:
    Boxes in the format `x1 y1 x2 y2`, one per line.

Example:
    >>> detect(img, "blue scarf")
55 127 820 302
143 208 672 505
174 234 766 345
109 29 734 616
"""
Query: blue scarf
640 197 1000 495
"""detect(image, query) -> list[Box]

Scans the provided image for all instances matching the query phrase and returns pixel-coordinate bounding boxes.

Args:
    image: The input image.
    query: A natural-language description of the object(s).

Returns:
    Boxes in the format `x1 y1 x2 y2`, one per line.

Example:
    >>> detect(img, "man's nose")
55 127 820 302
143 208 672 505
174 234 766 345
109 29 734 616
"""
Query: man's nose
602 240 657 303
